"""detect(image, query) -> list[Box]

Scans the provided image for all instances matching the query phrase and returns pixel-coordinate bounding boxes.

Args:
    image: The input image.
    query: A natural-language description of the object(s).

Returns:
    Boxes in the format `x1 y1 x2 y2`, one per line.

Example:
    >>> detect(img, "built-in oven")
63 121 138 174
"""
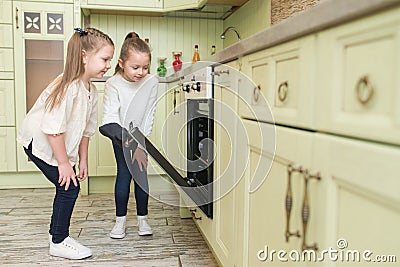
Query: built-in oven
186 98 214 218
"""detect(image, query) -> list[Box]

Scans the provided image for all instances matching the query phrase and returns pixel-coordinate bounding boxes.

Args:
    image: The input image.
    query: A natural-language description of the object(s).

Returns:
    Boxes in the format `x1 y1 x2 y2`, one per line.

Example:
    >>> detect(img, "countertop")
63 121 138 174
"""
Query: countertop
158 0 400 83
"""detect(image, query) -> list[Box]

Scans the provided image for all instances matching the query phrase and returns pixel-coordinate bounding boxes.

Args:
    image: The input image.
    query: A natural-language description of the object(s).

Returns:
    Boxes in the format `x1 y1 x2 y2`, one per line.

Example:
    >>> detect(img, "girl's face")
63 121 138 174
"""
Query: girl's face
119 50 150 82
83 44 114 79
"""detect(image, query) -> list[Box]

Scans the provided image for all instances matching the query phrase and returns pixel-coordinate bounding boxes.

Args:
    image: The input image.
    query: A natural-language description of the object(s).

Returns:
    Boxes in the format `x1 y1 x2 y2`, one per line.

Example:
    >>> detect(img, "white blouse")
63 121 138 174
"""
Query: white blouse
102 73 158 138
17 78 98 167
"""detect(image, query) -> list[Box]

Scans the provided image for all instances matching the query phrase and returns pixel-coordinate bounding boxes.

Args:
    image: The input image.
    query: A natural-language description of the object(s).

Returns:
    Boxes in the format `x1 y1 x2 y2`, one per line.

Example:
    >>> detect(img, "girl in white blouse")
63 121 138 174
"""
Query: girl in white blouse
17 27 114 260
102 33 158 239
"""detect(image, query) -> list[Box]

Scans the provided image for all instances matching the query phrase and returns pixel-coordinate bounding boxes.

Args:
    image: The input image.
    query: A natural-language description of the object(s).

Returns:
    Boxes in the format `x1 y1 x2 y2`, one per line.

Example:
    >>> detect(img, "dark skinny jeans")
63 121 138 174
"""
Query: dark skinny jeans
24 142 79 244
112 142 149 217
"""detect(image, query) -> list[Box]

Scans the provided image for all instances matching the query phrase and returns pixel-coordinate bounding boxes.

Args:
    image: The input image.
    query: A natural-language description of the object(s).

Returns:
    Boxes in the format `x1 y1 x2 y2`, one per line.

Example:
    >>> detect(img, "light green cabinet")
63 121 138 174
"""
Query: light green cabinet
0 80 15 126
239 35 316 129
163 0 206 11
87 83 116 177
0 127 16 172
244 120 322 266
314 133 400 266
13 0 74 173
81 0 162 10
315 7 400 145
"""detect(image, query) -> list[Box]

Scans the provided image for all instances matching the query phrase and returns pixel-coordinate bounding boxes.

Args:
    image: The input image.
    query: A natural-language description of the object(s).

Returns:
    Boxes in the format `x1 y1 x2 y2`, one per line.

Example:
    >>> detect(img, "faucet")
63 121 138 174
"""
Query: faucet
220 26 241 41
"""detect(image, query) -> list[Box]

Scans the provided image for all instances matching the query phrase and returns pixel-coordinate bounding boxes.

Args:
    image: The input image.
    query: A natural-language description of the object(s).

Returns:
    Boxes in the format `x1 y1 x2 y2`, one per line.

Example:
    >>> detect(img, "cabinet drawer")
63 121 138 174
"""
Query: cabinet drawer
316 8 400 145
0 80 15 126
0 127 16 172
0 48 13 72
239 36 315 128
0 24 13 48
0 0 12 24
239 50 273 122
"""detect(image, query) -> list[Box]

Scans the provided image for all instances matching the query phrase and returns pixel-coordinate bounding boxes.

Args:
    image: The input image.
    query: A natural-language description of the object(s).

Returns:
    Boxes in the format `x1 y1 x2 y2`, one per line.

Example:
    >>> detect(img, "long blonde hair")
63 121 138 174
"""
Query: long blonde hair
114 34 151 75
45 27 114 111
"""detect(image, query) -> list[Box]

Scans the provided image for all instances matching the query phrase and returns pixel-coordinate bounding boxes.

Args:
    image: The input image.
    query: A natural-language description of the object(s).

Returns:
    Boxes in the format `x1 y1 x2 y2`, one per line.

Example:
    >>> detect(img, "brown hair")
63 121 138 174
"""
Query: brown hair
45 27 114 111
114 33 151 75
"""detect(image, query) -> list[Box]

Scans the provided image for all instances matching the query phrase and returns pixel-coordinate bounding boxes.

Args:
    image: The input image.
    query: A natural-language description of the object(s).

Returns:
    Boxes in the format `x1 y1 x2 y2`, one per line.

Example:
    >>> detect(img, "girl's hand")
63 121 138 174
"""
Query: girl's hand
58 162 77 191
132 148 148 172
78 160 88 182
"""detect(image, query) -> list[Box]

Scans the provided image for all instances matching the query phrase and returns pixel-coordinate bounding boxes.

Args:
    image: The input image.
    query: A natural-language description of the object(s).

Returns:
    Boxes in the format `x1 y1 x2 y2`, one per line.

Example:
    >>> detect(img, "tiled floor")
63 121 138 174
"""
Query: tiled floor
0 188 219 266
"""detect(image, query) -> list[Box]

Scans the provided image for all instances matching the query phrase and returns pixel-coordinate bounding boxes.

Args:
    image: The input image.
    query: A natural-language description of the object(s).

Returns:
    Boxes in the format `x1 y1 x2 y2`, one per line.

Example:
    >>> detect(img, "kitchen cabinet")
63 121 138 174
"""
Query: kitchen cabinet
188 60 251 266
316 7 400 145
164 80 186 175
194 4 400 267
314 133 400 265
0 80 15 126
80 0 162 11
244 120 323 266
0 0 12 24
0 127 17 172
87 83 116 177
164 0 206 11
239 35 316 129
0 0 14 127
13 0 73 173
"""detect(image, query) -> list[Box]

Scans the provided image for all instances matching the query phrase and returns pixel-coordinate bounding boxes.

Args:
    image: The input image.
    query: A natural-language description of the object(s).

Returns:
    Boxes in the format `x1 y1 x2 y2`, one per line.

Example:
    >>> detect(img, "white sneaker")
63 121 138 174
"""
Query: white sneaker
138 215 153 236
110 216 126 239
49 236 92 260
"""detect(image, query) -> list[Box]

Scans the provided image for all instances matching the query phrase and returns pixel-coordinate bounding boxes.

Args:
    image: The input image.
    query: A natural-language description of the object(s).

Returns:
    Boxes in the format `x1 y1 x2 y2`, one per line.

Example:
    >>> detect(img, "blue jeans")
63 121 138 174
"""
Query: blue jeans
24 142 79 244
112 142 149 216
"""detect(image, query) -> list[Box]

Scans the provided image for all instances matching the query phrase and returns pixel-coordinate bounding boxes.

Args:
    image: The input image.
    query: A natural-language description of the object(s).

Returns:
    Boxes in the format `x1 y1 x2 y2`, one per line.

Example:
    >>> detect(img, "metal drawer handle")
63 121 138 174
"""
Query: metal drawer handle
253 84 261 102
301 169 320 251
285 164 302 242
278 81 288 102
356 75 374 105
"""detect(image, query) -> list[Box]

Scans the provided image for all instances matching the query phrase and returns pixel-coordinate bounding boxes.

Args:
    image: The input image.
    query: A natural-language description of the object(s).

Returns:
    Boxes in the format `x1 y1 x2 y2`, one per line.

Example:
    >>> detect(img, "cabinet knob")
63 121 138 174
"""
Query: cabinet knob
355 75 374 105
253 84 261 102
277 81 288 102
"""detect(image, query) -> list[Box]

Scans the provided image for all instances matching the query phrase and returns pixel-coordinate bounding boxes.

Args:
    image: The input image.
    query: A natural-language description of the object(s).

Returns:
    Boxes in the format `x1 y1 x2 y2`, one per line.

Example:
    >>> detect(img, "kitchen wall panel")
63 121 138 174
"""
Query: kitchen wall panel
223 0 271 48
89 14 223 75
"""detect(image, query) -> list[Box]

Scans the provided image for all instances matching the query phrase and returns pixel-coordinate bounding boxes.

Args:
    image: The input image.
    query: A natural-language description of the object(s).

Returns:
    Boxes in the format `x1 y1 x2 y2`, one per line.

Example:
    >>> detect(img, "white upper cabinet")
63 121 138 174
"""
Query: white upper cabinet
164 0 206 11
82 0 162 10
316 7 400 145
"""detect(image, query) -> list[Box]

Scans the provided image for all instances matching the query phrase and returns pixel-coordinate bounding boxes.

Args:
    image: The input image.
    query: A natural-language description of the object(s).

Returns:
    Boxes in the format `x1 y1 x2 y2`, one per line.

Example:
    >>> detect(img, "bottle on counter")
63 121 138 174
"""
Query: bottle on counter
172 51 182 72
157 57 167 77
192 44 200 64
211 45 216 55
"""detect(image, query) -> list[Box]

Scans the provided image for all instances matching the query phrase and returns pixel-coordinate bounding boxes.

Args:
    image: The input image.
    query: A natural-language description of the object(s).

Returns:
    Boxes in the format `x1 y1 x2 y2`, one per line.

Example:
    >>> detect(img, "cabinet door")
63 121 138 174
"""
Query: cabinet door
89 85 117 176
14 1 73 172
316 8 400 145
147 83 167 175
210 61 247 266
245 120 322 266
0 127 16 172
314 133 400 265
164 81 186 175
0 80 14 126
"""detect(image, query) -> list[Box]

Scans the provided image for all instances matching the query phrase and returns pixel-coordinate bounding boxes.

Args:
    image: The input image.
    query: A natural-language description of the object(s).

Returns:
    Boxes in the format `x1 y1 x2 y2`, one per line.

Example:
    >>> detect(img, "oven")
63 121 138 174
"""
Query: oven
186 98 214 218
